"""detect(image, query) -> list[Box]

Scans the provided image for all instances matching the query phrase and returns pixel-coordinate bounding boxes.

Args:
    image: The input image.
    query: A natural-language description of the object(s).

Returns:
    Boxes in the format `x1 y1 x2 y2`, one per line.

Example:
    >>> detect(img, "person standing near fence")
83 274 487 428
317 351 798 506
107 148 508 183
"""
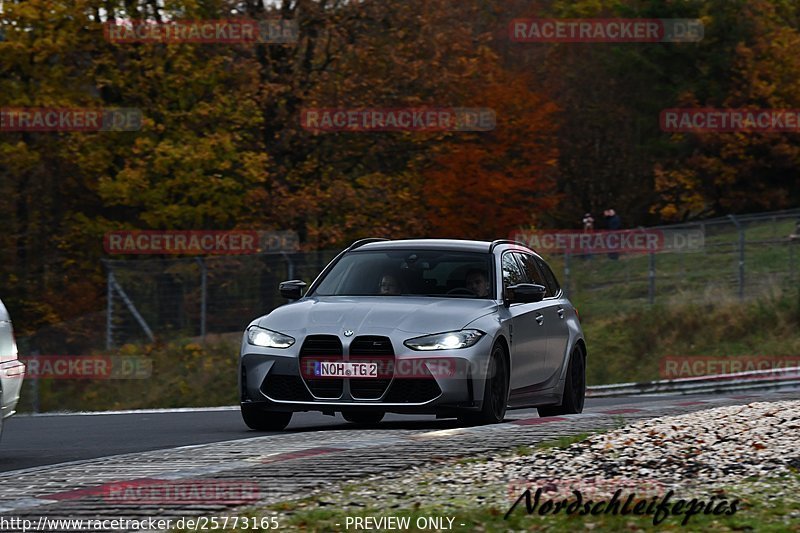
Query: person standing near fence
582 213 595 231
606 208 621 260
580 212 595 259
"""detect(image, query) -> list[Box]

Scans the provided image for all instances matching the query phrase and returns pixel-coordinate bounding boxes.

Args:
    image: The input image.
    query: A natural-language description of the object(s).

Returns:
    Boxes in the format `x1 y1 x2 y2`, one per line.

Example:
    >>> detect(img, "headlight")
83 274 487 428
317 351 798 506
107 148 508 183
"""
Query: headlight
404 329 484 351
247 326 295 349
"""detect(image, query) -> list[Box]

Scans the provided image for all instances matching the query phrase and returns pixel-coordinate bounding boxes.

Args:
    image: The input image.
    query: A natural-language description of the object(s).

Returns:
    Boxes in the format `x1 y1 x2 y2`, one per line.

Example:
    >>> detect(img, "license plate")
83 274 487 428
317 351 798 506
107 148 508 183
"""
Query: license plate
314 361 377 378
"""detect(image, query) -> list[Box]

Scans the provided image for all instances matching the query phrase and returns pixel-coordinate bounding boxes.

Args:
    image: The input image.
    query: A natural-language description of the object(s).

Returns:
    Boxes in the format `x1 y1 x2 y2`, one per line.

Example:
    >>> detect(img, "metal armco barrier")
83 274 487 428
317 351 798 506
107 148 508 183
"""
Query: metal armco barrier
587 366 800 397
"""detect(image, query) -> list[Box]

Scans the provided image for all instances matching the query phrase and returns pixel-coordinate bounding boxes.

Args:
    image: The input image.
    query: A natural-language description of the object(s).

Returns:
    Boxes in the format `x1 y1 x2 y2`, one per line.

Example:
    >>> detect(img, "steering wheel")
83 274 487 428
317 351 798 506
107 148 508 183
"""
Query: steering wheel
446 287 477 296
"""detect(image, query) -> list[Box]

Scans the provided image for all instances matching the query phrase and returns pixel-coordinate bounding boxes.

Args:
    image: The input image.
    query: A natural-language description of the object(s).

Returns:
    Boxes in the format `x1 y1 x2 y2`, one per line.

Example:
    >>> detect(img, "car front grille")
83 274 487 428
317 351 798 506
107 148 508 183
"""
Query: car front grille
299 335 344 399
349 336 394 399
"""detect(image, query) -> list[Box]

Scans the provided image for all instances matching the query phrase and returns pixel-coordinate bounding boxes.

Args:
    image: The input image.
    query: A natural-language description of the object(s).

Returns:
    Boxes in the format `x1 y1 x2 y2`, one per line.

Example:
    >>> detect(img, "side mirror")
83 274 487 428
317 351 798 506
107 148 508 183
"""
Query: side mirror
505 283 546 305
279 280 307 300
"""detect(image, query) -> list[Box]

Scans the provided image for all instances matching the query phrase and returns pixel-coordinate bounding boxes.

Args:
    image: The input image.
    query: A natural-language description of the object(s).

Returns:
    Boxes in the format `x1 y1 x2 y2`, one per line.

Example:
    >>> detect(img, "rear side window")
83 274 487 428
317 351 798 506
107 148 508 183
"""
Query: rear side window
534 256 561 297
514 253 548 291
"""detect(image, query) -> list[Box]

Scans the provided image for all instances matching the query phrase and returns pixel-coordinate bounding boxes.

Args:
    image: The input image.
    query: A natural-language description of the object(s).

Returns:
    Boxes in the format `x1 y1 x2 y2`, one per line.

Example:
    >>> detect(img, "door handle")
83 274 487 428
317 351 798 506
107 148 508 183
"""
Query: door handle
535 313 544 325
557 307 565 319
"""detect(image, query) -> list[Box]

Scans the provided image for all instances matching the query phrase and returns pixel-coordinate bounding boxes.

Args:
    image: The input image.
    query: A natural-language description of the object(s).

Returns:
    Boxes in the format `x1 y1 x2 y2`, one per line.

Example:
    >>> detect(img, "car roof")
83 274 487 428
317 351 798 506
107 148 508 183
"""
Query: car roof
354 238 533 254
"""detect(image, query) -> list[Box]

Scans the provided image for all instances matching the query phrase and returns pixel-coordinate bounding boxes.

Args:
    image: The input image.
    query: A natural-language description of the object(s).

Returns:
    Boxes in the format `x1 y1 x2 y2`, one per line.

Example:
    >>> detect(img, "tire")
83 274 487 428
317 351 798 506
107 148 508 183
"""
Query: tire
241 404 293 431
342 411 385 425
460 342 509 426
538 346 586 417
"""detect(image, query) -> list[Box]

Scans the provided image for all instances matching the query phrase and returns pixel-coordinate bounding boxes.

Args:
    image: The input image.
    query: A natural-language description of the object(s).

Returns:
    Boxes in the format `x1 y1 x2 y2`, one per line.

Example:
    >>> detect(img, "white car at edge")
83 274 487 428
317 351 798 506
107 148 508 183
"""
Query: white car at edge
0 298 25 441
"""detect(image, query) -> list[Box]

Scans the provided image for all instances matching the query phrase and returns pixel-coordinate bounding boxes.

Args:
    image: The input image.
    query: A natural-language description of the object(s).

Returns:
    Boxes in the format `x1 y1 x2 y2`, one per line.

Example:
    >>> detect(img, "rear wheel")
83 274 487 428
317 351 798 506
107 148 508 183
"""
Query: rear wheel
538 347 585 417
241 404 293 431
342 411 385 425
460 342 509 426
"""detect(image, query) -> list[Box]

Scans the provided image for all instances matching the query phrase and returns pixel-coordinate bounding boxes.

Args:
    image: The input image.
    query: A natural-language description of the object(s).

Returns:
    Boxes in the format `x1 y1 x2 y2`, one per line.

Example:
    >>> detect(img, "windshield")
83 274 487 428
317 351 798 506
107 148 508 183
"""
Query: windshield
312 250 493 298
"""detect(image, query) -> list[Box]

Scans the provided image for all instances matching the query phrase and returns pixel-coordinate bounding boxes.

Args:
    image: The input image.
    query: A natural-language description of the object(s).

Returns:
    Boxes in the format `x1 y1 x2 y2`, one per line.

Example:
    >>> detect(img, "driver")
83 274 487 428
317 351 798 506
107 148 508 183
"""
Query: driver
465 269 490 298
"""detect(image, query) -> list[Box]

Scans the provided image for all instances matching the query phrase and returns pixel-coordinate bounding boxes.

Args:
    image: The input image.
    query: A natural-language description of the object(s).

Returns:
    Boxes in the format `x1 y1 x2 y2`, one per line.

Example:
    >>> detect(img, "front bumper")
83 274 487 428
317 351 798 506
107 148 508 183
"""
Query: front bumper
0 359 25 419
240 335 490 414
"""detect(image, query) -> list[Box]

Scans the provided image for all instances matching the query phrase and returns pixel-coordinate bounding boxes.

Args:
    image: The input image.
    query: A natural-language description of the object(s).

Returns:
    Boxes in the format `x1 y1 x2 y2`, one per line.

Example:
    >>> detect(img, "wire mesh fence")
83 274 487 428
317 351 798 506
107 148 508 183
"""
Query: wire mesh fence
102 250 340 349
547 210 800 315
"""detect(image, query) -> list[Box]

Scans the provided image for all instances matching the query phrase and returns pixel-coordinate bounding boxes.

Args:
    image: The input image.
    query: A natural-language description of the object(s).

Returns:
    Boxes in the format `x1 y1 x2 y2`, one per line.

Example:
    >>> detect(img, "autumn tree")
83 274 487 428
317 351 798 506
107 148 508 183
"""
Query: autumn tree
422 71 560 239
655 0 800 219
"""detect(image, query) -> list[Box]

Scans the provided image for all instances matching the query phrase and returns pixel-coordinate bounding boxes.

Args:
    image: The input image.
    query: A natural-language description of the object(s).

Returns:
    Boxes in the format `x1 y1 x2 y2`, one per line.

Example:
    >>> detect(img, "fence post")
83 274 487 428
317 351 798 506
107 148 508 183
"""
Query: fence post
648 251 656 304
197 257 207 341
109 273 156 343
563 250 571 298
106 261 113 350
728 214 745 300
282 251 295 280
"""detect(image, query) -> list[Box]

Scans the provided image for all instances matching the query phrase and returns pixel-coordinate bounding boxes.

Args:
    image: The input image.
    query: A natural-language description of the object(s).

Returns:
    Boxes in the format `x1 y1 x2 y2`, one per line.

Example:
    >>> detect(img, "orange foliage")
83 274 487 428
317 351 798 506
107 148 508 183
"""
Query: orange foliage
422 72 560 239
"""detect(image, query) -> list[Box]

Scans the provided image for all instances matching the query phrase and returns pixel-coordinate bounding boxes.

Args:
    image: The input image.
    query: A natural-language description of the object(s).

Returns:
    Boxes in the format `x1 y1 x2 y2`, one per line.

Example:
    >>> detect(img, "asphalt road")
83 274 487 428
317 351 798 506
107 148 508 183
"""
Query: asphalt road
0 392 757 473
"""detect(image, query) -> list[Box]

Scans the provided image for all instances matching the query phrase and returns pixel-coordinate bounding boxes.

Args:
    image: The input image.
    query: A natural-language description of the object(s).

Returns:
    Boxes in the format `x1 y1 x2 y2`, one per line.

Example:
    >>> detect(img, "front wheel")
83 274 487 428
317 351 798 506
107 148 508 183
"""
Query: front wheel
241 404 293 431
460 342 509 426
342 411 385 425
538 347 585 417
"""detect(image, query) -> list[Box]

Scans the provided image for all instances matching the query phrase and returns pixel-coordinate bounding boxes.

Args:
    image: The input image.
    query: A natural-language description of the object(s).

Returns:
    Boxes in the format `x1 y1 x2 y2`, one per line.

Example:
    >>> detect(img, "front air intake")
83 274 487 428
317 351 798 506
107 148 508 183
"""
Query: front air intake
349 336 394 399
299 335 344 399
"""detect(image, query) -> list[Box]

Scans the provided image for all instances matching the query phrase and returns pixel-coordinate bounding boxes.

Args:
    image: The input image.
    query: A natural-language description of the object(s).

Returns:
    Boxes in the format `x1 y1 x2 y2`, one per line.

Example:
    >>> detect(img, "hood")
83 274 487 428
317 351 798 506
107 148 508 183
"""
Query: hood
255 296 497 336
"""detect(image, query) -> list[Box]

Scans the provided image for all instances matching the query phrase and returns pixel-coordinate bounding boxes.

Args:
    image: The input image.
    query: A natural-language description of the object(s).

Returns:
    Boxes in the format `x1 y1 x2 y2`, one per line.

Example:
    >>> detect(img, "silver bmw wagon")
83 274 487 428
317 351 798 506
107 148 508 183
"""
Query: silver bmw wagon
239 239 586 430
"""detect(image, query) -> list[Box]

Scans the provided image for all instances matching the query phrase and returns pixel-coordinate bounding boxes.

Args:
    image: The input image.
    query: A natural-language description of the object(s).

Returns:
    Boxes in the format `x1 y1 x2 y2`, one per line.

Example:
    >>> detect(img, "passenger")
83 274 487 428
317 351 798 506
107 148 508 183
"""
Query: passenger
465 269 490 298
379 273 402 295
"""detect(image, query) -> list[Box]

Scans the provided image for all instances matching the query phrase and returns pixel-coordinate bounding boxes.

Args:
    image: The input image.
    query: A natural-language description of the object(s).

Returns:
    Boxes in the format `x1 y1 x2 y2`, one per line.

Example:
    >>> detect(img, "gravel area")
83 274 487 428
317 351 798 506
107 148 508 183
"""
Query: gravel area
297 400 800 513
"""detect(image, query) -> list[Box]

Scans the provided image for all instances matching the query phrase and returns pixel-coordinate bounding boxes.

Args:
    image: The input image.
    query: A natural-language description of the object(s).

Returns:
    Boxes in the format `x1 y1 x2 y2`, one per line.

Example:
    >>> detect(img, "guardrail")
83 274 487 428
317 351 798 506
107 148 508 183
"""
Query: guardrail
587 366 800 397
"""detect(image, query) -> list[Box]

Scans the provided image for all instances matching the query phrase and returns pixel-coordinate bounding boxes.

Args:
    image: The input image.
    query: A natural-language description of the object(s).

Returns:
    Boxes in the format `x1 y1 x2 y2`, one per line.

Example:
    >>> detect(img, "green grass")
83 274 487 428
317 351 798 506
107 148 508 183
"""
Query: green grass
582 288 800 386
16 336 240 413
515 445 533 456
455 456 483 465
536 433 592 450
